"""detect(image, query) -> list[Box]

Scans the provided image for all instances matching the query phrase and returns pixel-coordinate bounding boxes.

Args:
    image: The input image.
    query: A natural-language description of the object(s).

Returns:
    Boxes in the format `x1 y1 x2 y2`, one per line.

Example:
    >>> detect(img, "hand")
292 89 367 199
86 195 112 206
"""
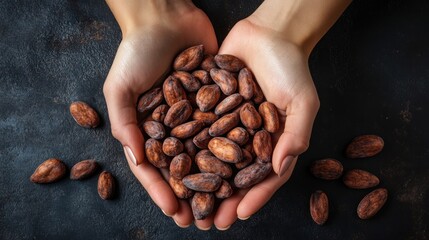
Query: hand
103 0 217 228
211 17 320 230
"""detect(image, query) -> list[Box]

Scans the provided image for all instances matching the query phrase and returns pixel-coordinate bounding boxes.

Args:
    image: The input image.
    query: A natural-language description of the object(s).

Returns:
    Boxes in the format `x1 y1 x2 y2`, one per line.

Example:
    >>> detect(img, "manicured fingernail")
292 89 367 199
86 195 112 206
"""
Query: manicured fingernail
173 218 191 228
161 209 173 217
124 146 138 166
216 225 231 231
238 216 251 220
197 225 212 231
278 155 295 177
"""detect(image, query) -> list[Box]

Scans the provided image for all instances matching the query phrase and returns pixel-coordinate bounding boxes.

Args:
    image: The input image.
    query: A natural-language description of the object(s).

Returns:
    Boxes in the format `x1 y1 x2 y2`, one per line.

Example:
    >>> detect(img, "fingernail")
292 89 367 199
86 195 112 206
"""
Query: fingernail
173 218 191 228
238 215 251 220
278 155 295 177
124 146 138 166
197 225 211 231
161 209 173 217
216 225 231 231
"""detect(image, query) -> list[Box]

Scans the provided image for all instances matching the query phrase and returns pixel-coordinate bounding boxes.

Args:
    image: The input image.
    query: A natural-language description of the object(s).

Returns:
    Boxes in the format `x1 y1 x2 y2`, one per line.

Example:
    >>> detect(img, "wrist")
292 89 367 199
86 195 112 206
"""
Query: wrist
106 0 196 37
249 0 351 56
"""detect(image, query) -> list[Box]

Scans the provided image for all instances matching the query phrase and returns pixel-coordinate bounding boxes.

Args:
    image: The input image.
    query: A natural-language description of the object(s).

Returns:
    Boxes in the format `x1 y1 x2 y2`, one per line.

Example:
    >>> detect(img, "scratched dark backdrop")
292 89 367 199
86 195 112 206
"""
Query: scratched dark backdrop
1 0 428 239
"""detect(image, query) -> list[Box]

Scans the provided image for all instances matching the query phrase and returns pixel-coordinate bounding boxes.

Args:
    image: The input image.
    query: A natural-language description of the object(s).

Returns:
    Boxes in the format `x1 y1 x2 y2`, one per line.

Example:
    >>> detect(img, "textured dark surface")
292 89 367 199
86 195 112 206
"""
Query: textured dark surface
1 0 429 239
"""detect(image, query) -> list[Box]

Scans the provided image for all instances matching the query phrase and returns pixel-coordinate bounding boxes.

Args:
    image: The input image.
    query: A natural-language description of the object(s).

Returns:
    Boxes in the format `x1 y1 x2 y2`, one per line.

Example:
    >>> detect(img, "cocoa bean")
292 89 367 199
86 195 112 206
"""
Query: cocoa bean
200 54 217 72
98 171 116 200
162 137 184 157
172 71 201 92
214 93 243 115
163 76 187 106
210 68 238 95
209 112 239 137
191 192 215 220
169 176 194 199
163 100 192 128
208 137 242 163
238 68 255 100
183 173 222 192
310 190 329 225
215 180 233 199
253 130 272 163
258 101 280 133
193 128 212 149
145 138 170 168
214 54 245 72
152 104 169 123
196 84 221 112
192 109 219 126
240 102 262 129
143 121 166 140
70 101 100 128
137 87 164 113
170 120 205 139
345 135 384 158
173 45 204 71
309 158 344 180
170 153 192 179
227 127 249 146
192 70 212 85
195 150 233 179
234 162 272 188
30 158 67 184
70 159 99 180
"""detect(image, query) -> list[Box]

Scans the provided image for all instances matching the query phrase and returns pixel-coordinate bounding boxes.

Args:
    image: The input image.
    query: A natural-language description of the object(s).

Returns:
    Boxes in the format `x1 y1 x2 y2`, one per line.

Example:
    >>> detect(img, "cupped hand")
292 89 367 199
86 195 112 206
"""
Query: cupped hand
212 17 320 230
103 2 217 229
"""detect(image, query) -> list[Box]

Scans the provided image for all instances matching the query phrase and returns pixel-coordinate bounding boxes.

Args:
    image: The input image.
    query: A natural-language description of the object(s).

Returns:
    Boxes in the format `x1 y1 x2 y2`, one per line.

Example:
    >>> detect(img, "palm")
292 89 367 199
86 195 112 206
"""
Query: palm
212 18 320 228
103 7 218 229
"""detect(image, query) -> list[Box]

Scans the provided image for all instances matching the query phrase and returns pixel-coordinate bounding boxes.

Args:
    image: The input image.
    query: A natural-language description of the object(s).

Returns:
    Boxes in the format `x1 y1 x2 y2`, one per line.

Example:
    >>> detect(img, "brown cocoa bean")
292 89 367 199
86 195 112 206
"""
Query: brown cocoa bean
70 159 99 180
191 192 215 220
137 87 164 113
145 138 170 168
240 102 262 129
234 162 272 188
208 137 242 163
238 68 255 100
163 100 192 128
259 101 280 133
98 171 116 200
169 153 192 179
210 68 238 95
192 70 212 85
152 104 169 123
195 150 233 179
345 135 384 158
163 76 187 106
193 128 212 149
30 158 67 183
227 127 249 146
169 176 194 199
252 80 265 104
183 173 222 192
343 169 380 189
200 54 217 72
209 112 239 137
235 149 253 169
253 130 272 163
184 138 197 158
170 120 205 139
310 190 329 225
173 45 204 71
309 158 344 180
215 180 233 199
214 54 245 72
143 120 166 140
357 188 388 219
162 137 184 157
196 84 221 112
214 93 243 115
70 101 100 128
172 71 201 92
192 109 219 126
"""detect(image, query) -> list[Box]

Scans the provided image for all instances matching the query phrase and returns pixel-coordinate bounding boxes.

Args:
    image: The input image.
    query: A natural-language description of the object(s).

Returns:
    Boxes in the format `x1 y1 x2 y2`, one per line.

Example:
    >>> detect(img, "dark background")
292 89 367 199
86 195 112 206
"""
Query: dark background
1 0 428 239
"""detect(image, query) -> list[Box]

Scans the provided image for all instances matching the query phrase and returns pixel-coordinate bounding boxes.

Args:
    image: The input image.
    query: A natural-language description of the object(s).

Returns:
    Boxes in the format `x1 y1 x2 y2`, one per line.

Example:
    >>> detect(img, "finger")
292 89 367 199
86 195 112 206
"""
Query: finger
172 199 193 228
194 213 214 231
237 157 298 219
126 156 179 216
103 78 144 166
272 95 319 176
214 189 248 230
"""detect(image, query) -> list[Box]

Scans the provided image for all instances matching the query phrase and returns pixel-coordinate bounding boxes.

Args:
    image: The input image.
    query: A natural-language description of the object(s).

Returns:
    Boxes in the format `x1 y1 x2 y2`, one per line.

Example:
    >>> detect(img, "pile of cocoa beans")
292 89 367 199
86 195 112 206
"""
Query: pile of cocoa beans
137 45 280 220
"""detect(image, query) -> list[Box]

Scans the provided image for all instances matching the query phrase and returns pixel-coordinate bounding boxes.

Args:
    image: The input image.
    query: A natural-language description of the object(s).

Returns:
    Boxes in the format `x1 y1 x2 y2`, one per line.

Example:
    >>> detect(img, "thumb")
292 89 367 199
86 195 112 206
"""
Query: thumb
272 96 319 176
103 81 144 166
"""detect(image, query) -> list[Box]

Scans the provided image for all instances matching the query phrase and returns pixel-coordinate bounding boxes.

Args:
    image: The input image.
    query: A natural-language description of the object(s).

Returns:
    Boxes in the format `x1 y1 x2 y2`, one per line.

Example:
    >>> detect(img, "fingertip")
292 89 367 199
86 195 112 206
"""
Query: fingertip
172 200 194 228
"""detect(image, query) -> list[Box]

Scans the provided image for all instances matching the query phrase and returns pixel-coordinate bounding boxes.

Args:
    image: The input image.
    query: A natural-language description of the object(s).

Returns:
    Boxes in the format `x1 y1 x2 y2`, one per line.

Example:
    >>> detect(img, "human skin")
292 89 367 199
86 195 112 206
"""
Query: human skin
103 0 351 231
